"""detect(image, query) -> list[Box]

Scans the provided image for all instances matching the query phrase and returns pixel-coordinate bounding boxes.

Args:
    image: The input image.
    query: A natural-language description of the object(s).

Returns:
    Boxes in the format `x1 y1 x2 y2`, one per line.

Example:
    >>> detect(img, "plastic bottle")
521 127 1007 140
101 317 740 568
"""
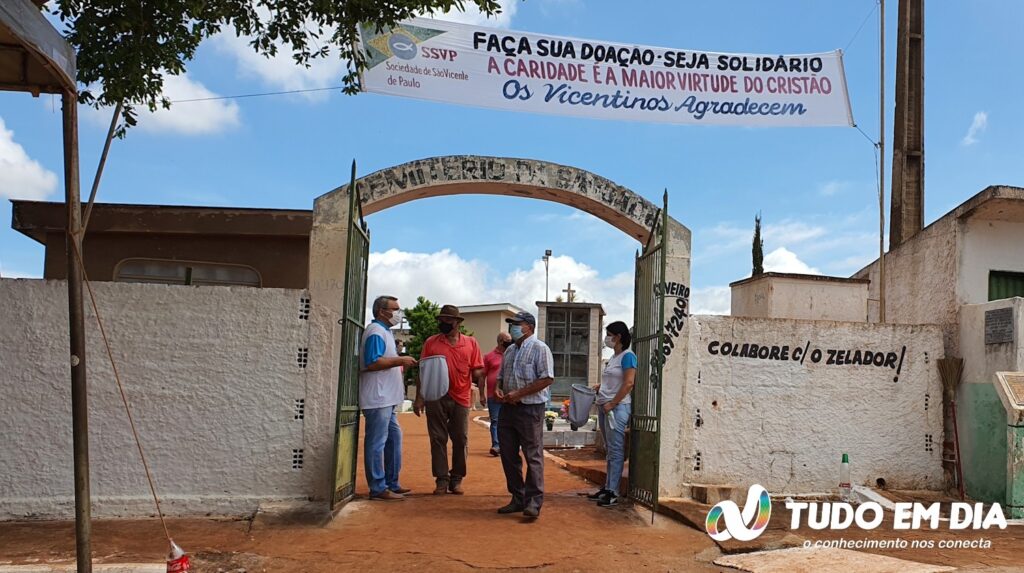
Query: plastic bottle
838 453 851 502
166 540 191 573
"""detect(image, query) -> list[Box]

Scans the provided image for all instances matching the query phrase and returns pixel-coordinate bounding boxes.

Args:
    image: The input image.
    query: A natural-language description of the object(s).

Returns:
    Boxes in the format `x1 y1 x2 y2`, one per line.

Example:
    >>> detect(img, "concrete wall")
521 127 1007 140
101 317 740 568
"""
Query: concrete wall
960 219 1024 304
854 215 961 354
731 275 868 322
0 279 332 519
957 298 1024 504
665 315 944 495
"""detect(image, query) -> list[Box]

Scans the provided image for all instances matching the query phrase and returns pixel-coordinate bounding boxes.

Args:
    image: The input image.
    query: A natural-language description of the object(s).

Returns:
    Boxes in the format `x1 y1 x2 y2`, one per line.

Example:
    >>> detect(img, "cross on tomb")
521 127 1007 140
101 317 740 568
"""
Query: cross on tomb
562 283 576 303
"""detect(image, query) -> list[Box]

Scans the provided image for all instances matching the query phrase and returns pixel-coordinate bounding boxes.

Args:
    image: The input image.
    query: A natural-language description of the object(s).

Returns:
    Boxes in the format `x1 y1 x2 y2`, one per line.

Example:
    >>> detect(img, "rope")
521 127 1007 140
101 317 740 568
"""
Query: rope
844 0 880 53
69 238 173 546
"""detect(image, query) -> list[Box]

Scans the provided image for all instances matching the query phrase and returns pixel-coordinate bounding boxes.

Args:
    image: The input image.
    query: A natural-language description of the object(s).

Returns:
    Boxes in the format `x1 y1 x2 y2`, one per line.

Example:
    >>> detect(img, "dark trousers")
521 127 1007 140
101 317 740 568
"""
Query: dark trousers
498 402 545 510
426 394 469 484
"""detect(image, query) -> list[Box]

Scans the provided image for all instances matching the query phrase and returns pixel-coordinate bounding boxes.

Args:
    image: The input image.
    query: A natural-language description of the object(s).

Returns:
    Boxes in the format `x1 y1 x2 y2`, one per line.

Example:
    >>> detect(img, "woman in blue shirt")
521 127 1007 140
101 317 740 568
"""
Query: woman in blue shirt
588 321 636 507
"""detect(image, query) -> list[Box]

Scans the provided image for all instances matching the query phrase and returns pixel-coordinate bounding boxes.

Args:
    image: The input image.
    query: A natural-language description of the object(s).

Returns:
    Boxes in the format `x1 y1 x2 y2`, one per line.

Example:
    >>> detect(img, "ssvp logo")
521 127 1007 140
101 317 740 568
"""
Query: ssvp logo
705 484 772 541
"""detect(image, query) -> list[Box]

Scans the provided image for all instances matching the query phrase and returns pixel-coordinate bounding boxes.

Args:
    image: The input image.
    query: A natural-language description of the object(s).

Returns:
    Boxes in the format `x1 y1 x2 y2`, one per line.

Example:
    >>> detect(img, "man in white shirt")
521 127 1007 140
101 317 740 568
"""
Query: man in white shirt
360 295 417 501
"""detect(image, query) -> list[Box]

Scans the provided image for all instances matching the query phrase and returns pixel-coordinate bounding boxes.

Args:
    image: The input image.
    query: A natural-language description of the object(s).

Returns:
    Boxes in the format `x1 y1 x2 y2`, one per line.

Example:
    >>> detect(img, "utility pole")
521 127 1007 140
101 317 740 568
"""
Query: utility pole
878 0 887 323
543 249 552 301
890 0 925 248
63 88 92 573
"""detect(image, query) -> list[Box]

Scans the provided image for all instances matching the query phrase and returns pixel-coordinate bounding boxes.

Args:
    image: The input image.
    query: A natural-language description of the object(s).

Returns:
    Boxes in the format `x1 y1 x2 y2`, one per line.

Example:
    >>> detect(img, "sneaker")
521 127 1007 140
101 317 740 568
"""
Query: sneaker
489 447 500 457
587 488 612 501
522 506 540 518
433 481 449 495
597 492 619 507
369 490 405 501
448 482 465 495
497 501 525 514
389 487 412 494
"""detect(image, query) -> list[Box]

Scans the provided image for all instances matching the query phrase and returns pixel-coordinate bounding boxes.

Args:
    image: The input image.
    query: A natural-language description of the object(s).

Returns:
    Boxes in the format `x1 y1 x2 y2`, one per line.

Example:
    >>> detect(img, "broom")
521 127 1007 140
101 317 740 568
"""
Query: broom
938 358 965 501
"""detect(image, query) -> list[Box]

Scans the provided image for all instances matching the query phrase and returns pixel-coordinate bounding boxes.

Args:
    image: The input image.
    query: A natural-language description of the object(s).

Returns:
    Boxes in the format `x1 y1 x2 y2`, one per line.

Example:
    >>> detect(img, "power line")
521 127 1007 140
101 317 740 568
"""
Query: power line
844 0 880 53
169 84 342 102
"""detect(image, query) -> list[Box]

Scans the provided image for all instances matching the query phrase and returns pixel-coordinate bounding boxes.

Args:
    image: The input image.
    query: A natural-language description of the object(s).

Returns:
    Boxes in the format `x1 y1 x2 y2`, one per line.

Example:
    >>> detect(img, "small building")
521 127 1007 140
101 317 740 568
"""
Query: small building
853 185 1024 513
459 303 525 352
11 200 312 288
730 272 869 322
536 301 605 400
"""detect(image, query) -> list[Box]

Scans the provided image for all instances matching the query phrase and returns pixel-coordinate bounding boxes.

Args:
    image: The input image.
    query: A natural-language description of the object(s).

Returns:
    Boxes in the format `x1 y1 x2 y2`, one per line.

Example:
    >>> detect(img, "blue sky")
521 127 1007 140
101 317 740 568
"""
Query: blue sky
2 0 1022 323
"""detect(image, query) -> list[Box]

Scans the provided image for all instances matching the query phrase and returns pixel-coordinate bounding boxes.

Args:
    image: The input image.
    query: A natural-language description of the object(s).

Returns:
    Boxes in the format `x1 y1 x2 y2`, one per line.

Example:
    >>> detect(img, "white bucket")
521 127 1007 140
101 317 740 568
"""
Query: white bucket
569 384 596 427
418 355 450 401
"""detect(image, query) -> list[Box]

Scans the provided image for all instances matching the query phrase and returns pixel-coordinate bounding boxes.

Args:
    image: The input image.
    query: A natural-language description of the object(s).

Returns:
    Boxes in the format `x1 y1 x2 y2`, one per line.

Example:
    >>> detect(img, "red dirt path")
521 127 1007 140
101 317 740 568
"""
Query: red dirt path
0 413 720 572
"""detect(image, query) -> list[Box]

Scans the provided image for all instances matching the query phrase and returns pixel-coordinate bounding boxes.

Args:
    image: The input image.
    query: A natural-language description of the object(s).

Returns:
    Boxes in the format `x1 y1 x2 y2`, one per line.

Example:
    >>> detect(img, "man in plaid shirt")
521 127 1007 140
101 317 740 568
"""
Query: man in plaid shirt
495 311 554 519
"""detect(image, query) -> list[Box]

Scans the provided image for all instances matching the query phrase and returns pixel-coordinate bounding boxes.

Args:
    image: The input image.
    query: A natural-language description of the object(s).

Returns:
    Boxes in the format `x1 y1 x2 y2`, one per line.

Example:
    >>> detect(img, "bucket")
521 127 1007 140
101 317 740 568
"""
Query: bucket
569 384 596 427
418 355 450 401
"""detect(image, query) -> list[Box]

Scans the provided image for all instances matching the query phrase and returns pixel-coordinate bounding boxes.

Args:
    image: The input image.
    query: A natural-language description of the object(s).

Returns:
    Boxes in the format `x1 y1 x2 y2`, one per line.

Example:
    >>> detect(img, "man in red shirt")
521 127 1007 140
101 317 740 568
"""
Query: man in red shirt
482 331 513 457
415 304 484 495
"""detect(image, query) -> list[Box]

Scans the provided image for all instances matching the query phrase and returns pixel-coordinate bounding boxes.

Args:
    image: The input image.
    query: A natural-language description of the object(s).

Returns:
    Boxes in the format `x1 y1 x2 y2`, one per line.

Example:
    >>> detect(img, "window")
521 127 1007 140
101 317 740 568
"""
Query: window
546 307 591 394
989 270 1024 302
114 258 261 287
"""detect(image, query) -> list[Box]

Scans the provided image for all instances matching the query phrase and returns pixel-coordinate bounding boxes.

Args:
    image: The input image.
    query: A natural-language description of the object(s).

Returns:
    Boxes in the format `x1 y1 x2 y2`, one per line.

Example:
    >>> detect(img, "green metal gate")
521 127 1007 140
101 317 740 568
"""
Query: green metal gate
629 191 667 511
331 162 370 509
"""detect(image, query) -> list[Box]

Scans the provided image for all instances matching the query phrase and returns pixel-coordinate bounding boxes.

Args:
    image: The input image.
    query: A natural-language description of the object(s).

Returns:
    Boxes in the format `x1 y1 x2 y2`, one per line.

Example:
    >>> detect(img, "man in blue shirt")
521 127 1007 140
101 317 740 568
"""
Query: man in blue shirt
360 295 417 500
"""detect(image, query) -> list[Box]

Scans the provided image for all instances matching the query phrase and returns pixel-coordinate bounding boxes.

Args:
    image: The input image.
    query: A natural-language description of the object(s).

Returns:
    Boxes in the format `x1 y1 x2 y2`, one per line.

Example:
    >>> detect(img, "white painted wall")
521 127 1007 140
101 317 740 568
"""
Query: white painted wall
854 215 961 354
731 276 867 322
960 219 1024 304
0 279 329 519
664 315 944 495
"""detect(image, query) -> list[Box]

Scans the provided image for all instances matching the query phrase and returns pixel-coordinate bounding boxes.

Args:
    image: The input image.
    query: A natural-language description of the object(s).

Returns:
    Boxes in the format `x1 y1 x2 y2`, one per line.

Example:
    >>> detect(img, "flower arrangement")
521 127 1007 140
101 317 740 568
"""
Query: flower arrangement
544 410 557 430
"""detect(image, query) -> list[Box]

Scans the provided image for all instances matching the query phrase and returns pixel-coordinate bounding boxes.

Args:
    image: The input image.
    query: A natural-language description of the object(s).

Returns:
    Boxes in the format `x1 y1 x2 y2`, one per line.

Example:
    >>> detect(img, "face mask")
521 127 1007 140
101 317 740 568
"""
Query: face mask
387 309 404 327
438 321 455 334
509 324 524 340
604 335 616 349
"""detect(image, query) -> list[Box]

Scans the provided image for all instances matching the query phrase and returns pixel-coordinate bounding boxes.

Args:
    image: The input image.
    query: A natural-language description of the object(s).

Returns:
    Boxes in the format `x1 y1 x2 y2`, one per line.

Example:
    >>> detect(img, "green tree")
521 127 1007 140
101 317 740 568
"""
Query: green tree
752 213 764 276
403 296 440 360
51 0 502 134
401 296 470 384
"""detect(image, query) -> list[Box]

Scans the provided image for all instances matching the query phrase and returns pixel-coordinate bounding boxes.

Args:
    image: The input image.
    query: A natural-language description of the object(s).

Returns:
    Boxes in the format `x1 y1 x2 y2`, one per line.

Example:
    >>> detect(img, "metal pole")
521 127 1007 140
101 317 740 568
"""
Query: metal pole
82 101 122 233
62 89 91 573
879 0 887 323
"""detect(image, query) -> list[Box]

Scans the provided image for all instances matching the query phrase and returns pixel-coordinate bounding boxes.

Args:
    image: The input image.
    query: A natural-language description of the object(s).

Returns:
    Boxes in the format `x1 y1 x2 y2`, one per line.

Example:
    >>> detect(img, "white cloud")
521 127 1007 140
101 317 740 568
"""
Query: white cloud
819 180 849 196
961 111 988 146
763 247 821 275
700 219 826 260
0 264 42 279
214 32 346 101
367 249 635 327
691 286 731 315
423 0 519 27
84 74 241 135
0 117 58 200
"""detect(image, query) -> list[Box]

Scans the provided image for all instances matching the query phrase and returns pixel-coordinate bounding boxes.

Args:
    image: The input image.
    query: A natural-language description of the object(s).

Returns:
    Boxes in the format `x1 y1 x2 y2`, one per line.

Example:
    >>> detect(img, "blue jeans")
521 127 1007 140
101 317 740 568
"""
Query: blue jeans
363 405 403 496
487 399 502 449
598 402 631 496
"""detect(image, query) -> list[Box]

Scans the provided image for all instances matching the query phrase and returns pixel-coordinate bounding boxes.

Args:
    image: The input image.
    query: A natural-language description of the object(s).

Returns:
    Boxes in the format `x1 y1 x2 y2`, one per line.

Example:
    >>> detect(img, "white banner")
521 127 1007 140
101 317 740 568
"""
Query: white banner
358 18 854 127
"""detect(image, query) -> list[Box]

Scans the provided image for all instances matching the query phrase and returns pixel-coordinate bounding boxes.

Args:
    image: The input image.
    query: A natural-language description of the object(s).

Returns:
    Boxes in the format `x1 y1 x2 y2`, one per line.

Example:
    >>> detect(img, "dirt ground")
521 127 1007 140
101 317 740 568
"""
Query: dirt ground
0 414 722 572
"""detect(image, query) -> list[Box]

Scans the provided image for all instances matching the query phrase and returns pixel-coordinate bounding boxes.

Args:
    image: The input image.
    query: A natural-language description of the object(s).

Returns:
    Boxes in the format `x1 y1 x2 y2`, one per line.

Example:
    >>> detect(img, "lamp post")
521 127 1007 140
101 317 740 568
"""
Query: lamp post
543 249 552 301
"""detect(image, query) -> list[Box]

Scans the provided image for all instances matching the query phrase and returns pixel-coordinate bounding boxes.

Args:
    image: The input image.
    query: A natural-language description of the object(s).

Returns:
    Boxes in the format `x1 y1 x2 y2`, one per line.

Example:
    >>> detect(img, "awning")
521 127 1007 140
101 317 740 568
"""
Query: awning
0 0 76 94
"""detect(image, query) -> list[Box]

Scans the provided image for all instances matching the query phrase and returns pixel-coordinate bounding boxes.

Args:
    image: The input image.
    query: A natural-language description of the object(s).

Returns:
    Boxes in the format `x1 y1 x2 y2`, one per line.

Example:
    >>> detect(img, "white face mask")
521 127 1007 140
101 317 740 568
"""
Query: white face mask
387 309 404 327
604 335 616 349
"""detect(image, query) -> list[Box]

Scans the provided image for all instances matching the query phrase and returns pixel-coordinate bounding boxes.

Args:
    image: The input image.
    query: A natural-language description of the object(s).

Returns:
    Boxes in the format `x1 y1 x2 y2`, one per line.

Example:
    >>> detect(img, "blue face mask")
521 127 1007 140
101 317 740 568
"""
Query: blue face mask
509 324 524 340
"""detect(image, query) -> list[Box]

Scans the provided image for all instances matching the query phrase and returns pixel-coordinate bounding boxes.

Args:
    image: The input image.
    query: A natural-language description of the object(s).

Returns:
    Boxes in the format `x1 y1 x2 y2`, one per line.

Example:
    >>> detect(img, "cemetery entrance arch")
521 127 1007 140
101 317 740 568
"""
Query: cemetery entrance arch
309 156 692 511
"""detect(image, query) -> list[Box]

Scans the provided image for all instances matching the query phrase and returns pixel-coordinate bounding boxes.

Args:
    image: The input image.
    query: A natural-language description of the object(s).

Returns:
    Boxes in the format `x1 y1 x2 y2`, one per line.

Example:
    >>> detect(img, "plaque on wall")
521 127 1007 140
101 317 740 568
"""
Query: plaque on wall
984 307 1014 345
